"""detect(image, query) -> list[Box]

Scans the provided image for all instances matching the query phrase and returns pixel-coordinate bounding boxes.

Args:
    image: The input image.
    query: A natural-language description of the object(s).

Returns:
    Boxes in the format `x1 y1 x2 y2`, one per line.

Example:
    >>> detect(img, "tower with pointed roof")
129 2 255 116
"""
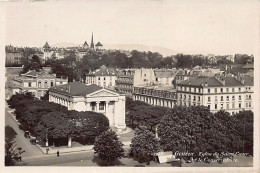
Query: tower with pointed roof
90 32 94 50
95 42 103 51
83 41 89 49
42 41 52 61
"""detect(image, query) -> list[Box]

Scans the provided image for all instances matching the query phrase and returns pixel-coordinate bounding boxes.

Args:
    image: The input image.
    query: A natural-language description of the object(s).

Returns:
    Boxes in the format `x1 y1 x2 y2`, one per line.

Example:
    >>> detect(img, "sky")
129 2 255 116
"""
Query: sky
3 0 260 55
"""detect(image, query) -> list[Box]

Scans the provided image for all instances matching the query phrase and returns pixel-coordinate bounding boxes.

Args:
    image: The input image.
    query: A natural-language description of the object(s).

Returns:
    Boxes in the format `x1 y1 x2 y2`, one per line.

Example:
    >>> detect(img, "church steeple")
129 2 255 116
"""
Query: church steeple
90 32 94 49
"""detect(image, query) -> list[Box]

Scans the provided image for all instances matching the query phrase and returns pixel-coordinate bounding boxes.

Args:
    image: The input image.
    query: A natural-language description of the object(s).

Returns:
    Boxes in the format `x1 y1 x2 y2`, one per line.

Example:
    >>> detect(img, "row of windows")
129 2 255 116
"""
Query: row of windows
179 94 251 103
207 102 251 110
207 95 251 102
97 81 113 86
98 77 113 81
180 94 201 102
135 88 176 98
179 86 252 93
207 87 250 93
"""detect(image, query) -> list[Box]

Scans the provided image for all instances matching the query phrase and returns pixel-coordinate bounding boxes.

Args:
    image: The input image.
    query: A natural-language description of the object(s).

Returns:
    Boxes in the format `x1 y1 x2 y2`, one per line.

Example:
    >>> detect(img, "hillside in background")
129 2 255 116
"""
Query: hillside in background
52 42 177 56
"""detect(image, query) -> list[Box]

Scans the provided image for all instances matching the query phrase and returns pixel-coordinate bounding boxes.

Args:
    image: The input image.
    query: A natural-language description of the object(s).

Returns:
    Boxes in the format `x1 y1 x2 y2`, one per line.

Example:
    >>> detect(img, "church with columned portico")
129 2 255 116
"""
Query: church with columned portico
48 82 126 132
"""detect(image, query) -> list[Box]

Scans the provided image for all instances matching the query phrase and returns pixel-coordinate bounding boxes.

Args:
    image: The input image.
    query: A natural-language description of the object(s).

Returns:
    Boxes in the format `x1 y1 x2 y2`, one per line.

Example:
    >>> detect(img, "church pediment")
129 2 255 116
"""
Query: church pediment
87 89 119 97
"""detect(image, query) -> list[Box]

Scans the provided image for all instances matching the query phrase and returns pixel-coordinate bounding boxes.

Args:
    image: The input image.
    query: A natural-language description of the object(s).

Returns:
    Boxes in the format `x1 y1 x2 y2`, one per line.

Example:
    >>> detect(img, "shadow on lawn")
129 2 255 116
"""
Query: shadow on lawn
92 155 125 166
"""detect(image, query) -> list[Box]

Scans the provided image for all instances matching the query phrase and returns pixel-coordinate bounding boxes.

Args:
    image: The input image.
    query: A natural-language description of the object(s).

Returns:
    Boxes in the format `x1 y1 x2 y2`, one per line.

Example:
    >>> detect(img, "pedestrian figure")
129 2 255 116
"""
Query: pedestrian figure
57 150 59 157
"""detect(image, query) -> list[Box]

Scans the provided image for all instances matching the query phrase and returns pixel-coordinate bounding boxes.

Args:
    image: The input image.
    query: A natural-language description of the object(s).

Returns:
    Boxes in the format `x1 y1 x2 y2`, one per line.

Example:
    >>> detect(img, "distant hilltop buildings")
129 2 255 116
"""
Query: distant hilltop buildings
5 33 105 65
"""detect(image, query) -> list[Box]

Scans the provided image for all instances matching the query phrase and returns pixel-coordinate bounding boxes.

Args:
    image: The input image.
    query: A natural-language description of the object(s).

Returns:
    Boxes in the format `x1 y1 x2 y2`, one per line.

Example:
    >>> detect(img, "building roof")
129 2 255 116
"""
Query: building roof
95 42 103 46
49 82 102 97
83 41 89 46
87 65 117 76
179 75 253 87
43 42 50 49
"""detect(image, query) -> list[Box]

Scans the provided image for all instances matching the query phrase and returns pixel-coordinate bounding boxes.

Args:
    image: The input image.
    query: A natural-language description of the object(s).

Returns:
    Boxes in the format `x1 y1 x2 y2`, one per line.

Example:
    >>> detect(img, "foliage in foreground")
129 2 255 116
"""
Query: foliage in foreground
93 129 124 166
158 106 254 156
130 126 160 164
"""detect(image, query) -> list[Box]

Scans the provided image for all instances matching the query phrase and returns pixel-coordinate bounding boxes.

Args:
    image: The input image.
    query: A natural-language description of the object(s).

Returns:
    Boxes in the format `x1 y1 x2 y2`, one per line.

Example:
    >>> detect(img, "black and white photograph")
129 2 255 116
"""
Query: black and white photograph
1 0 259 172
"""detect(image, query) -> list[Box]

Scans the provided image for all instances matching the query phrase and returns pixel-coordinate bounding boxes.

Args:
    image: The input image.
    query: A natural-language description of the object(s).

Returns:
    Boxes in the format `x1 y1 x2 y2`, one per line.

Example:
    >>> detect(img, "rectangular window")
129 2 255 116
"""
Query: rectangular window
227 103 229 109
220 88 223 93
215 104 217 109
193 96 196 101
198 96 200 101
98 77 100 80
249 102 251 107
215 88 217 93
208 89 210 93
239 95 241 100
104 77 106 80
246 103 248 107
194 88 196 93
208 97 211 102
188 95 191 100
249 95 251 100
215 96 218 101
51 81 54 87
221 96 223 101
226 88 229 92
248 87 251 91
239 88 241 92
239 103 241 108
29 82 31 87
227 96 229 101
232 88 235 92
221 104 223 109
232 96 235 100
208 105 210 109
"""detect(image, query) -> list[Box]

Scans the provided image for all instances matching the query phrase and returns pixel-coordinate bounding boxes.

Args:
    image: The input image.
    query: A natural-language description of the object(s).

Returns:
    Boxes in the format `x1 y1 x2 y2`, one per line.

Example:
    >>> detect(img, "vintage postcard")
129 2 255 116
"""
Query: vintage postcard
1 0 259 172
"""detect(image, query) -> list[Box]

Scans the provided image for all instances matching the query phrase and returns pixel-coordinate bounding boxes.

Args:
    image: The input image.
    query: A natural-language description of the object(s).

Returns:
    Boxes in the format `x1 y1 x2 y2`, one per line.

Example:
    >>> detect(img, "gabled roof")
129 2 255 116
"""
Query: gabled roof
49 82 102 97
95 42 103 46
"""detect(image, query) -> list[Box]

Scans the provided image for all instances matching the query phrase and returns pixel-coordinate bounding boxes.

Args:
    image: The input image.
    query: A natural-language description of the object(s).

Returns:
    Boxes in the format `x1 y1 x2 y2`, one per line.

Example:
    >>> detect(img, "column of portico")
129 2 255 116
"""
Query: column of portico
86 101 91 111
96 101 100 112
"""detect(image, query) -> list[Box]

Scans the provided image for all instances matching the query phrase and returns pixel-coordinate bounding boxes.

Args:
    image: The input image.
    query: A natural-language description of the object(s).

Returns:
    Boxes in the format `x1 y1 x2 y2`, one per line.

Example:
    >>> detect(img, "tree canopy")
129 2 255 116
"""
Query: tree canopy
93 129 125 166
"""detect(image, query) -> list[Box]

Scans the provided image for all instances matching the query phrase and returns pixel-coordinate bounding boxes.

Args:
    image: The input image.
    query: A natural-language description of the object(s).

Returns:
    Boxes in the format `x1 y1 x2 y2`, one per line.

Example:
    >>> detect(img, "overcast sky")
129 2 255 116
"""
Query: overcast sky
4 0 259 55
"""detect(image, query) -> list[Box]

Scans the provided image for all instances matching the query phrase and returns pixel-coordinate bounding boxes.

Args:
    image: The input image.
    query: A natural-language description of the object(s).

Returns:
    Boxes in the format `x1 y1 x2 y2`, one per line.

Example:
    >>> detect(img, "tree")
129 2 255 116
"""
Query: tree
69 111 110 145
93 129 124 166
7 92 34 109
36 111 72 146
130 126 160 164
5 126 25 166
158 106 244 161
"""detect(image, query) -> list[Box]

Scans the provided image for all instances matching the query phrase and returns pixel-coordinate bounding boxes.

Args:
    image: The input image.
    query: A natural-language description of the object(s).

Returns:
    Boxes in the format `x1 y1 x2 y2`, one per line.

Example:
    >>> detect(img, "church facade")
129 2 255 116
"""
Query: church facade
48 82 126 132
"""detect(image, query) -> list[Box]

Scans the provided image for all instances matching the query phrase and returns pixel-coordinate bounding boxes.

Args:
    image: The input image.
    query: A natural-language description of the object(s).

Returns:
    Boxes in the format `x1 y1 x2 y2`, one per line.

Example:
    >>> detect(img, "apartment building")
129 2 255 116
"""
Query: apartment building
177 74 254 114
